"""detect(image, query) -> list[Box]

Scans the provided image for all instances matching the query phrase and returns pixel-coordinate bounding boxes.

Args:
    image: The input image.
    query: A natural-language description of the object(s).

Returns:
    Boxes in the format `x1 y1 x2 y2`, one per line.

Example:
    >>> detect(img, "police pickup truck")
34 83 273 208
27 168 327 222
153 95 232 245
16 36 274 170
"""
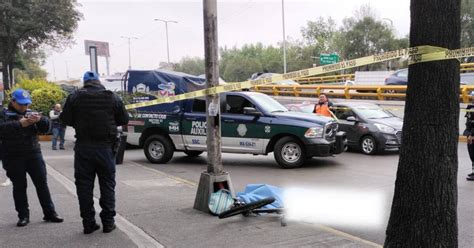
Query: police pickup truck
123 70 346 168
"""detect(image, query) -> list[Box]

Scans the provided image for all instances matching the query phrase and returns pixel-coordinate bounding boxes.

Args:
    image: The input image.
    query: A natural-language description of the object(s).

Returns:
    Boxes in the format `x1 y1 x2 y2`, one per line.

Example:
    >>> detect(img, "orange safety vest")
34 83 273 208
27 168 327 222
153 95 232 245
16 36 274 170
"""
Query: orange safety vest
314 103 332 117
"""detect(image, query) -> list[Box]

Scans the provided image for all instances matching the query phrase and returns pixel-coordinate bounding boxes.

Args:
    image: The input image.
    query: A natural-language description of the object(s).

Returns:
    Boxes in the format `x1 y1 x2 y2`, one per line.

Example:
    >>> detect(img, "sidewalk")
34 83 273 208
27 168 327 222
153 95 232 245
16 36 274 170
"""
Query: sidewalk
0 140 381 248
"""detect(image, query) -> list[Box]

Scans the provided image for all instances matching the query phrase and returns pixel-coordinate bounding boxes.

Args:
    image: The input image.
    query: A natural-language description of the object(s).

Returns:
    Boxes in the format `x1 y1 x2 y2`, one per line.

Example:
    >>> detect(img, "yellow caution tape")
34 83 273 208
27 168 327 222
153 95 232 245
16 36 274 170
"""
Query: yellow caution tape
125 46 474 110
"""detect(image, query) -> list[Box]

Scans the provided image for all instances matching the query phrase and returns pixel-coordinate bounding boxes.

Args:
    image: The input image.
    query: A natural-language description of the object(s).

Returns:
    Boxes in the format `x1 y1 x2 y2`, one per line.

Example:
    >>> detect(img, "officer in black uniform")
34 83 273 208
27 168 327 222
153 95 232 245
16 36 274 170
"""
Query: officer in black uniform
464 104 474 181
60 71 129 234
0 89 63 226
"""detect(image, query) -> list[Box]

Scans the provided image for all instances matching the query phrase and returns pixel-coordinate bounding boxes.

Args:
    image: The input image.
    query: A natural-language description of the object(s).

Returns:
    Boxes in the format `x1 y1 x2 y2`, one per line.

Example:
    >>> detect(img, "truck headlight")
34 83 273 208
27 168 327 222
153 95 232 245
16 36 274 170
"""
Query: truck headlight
374 123 396 134
305 127 324 138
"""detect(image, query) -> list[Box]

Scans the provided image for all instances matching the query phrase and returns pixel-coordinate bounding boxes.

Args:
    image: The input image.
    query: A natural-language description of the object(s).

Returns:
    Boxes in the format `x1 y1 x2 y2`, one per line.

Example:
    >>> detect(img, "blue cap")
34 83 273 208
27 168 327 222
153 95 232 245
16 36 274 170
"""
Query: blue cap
11 89 32 105
83 71 99 82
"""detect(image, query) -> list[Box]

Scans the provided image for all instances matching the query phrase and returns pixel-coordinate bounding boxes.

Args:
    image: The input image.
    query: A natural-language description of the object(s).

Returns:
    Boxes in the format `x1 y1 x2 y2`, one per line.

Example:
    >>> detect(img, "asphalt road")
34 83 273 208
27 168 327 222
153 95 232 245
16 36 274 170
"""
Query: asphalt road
124 145 474 247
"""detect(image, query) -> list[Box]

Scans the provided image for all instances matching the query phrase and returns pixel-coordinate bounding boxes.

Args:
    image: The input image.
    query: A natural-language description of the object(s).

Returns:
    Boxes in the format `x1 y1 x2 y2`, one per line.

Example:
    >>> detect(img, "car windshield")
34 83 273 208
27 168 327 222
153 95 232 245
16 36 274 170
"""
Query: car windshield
354 106 394 119
300 105 314 113
254 94 288 113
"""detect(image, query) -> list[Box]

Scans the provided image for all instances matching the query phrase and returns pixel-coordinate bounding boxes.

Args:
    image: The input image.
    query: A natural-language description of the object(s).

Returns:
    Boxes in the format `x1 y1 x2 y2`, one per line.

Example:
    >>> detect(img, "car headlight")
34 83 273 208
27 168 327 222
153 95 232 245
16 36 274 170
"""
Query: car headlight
374 123 396 133
305 127 324 138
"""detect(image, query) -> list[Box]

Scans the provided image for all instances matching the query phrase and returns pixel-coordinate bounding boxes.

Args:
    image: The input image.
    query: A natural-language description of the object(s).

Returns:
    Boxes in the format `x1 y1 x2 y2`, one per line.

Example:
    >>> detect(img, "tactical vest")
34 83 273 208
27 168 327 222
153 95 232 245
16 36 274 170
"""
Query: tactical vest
73 89 117 144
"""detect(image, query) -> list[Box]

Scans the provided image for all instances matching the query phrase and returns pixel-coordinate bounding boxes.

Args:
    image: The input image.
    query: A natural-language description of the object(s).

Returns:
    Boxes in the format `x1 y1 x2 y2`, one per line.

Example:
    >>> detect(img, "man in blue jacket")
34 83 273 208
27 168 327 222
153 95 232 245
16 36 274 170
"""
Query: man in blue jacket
0 89 63 227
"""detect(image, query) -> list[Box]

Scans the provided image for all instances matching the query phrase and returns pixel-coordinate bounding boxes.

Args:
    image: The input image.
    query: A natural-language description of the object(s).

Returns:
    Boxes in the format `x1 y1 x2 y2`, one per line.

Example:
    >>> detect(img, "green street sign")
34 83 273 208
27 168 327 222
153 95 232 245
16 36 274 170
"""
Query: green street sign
320 53 340 65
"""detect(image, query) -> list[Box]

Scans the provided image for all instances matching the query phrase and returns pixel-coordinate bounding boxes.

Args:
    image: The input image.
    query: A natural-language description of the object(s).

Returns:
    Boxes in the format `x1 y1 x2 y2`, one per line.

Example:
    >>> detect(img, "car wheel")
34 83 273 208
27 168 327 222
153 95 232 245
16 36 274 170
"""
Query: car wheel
274 137 306 169
184 151 203 157
144 135 174 163
360 135 378 155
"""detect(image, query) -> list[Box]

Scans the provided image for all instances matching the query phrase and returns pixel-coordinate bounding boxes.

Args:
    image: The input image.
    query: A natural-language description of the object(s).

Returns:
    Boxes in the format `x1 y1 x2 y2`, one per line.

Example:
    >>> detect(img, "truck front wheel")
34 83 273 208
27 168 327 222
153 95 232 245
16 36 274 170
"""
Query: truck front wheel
144 135 174 163
274 137 306 169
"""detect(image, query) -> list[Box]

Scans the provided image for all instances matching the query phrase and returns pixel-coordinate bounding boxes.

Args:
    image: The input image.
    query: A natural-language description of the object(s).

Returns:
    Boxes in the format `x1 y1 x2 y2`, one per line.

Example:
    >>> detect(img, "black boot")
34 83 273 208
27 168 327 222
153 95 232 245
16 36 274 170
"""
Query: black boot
84 223 100 234
103 223 116 233
43 214 64 223
467 173 474 181
17 217 30 227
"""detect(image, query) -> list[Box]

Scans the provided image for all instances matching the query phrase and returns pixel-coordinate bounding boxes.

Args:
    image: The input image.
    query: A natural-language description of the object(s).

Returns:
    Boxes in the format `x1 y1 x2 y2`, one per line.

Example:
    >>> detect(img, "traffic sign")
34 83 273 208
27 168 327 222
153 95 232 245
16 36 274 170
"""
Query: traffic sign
320 53 340 65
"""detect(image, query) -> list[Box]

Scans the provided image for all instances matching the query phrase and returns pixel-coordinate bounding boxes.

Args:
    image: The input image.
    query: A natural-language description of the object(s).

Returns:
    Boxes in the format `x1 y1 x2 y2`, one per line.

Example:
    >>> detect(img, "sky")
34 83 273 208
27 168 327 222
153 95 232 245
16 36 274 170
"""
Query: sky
43 0 411 81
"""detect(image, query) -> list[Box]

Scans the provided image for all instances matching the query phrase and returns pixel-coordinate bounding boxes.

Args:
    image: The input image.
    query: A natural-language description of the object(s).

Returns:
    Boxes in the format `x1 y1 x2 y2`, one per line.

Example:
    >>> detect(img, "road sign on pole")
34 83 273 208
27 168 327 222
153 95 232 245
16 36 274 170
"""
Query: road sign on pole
320 53 340 65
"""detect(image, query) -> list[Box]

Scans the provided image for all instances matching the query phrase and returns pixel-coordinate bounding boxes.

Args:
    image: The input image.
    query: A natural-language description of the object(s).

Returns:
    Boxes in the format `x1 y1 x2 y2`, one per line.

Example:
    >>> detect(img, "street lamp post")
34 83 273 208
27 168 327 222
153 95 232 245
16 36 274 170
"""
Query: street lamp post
120 36 138 70
154 18 178 64
281 0 287 73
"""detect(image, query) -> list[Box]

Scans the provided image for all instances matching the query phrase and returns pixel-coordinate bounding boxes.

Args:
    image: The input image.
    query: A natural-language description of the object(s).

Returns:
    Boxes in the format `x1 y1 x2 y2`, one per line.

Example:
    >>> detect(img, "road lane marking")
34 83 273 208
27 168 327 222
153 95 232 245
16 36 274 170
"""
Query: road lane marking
45 163 164 248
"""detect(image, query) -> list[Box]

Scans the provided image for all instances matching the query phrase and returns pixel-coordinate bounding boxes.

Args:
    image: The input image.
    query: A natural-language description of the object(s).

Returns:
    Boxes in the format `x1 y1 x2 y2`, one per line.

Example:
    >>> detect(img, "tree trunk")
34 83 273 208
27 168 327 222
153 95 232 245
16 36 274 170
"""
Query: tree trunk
384 0 460 247
1 59 10 91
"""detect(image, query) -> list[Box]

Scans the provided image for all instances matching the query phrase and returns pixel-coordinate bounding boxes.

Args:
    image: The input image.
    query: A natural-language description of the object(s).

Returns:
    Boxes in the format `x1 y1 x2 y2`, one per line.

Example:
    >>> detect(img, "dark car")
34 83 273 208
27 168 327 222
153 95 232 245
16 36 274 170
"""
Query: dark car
385 69 473 86
385 69 408 86
330 102 403 155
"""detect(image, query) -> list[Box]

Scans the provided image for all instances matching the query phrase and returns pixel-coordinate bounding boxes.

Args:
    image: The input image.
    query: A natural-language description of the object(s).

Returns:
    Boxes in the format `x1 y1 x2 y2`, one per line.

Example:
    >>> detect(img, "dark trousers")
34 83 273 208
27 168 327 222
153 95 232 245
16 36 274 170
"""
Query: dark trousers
468 142 474 162
3 153 56 219
74 146 116 227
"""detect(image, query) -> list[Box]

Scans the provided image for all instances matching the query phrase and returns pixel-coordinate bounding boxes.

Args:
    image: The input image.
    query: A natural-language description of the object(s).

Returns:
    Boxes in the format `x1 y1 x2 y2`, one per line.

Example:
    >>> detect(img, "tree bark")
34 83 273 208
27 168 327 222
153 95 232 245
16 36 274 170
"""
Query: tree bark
384 0 460 247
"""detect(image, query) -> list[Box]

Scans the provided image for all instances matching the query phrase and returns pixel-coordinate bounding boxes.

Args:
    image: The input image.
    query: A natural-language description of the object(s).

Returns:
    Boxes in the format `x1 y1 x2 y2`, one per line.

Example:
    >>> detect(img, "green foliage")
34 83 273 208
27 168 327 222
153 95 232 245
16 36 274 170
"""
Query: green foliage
13 49 48 83
174 57 205 76
0 0 82 88
4 79 66 115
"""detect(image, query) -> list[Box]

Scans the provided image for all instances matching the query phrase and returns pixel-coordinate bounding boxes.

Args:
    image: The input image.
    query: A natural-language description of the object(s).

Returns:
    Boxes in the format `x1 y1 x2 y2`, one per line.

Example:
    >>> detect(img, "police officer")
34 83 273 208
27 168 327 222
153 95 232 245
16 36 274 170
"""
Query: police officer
0 89 63 226
464 104 474 181
60 71 129 234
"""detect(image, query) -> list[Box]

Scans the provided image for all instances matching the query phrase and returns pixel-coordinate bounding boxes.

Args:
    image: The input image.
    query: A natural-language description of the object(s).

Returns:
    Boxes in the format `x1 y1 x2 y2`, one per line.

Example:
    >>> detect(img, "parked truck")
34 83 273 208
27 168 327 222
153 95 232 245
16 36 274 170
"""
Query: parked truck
123 70 346 168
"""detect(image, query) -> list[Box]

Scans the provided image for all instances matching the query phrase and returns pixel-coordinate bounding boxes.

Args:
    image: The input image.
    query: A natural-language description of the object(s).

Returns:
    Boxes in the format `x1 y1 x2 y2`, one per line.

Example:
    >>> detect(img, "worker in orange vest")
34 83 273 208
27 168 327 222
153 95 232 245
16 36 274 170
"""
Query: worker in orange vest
313 93 334 117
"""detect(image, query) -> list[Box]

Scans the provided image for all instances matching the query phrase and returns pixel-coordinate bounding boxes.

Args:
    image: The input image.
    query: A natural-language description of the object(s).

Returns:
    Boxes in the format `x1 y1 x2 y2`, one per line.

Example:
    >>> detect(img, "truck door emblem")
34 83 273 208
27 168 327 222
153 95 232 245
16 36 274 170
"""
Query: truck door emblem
237 124 247 137
265 126 271 133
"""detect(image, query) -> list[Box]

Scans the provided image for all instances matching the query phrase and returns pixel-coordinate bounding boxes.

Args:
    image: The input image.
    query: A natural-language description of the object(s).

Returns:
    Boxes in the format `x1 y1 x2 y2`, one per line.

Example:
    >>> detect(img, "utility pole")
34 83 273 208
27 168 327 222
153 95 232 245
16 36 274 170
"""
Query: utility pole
65 60 69 79
281 0 287 73
120 36 138 70
154 19 178 64
194 0 234 213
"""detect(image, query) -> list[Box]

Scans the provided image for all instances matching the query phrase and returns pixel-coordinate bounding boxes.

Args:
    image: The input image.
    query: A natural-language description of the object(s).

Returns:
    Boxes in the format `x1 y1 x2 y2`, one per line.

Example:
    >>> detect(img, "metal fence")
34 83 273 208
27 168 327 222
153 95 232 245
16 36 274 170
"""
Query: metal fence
293 63 474 85
252 84 474 103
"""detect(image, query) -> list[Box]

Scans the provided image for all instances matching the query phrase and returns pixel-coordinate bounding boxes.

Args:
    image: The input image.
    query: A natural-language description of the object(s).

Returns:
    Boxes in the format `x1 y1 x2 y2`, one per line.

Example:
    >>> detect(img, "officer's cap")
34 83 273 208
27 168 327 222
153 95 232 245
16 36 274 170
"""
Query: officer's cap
83 71 100 82
11 88 32 105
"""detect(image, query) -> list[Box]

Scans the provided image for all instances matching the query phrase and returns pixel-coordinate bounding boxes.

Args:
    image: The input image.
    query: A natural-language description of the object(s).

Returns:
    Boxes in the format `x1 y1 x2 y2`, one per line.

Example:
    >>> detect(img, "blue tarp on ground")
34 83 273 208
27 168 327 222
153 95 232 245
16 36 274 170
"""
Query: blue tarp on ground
236 184 284 209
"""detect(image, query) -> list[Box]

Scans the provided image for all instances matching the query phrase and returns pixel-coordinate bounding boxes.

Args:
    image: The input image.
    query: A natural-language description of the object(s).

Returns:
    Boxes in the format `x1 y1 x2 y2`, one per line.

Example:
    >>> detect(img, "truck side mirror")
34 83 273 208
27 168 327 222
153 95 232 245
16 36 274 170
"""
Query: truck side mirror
346 116 357 122
243 107 261 116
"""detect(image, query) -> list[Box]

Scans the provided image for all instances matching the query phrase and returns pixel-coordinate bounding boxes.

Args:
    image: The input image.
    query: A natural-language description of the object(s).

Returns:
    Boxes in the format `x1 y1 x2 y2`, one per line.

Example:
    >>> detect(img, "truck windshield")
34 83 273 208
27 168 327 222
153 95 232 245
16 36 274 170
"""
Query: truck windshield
254 94 288 113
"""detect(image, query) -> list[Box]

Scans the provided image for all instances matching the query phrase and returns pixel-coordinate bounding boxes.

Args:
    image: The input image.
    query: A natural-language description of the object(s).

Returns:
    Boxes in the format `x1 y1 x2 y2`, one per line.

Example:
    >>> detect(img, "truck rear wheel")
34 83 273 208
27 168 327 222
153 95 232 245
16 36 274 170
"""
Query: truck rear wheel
274 136 306 169
144 135 174 163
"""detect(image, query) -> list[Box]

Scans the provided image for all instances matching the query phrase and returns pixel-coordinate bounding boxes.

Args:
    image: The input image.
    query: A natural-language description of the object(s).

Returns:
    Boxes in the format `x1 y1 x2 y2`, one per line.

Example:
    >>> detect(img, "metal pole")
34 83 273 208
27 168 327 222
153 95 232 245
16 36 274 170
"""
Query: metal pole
65 60 69 79
154 19 178 65
165 22 170 64
127 38 131 70
282 0 287 73
121 36 138 70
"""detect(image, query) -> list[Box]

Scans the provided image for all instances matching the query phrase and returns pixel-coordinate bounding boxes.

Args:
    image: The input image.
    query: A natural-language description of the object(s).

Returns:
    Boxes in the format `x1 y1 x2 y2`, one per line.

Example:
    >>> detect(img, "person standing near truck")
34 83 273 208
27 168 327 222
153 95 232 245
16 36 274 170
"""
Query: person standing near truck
313 93 334 118
60 71 129 234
